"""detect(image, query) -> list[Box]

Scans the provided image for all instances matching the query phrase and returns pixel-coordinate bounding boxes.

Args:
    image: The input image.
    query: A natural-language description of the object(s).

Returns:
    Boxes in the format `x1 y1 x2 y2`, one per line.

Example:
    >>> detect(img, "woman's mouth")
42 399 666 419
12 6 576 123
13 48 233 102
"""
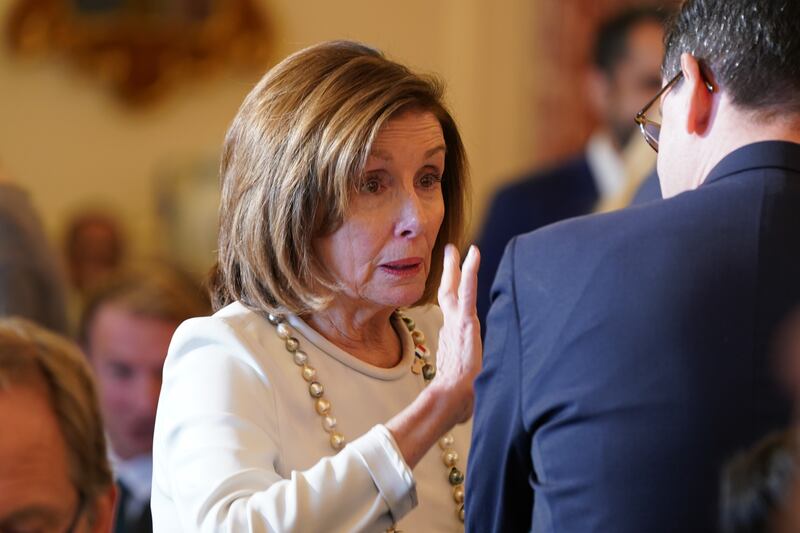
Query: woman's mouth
379 258 423 277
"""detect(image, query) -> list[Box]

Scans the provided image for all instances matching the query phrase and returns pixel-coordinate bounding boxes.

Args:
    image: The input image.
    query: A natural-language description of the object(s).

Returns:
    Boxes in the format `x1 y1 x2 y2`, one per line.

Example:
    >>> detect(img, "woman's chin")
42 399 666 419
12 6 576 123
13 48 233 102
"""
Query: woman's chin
374 285 426 310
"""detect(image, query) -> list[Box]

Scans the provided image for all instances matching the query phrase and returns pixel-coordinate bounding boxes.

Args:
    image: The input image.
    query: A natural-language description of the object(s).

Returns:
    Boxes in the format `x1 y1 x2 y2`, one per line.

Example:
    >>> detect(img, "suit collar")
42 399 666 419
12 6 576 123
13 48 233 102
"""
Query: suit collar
704 140 800 186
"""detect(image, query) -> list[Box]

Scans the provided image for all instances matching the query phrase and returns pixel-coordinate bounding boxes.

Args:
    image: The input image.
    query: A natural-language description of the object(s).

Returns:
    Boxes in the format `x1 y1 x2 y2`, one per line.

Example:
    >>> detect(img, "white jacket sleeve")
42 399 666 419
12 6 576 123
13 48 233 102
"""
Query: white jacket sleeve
152 323 417 533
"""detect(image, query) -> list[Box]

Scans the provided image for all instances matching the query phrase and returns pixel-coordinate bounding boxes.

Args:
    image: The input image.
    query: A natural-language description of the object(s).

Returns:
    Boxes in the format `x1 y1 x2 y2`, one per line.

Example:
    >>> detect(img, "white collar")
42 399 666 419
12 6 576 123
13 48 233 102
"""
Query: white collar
108 449 153 506
585 131 656 200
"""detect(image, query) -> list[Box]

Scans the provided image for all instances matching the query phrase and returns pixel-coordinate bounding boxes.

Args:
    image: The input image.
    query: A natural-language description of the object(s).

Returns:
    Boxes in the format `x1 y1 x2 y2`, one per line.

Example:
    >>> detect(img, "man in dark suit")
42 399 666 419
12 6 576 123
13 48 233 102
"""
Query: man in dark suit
476 7 666 327
0 169 69 335
466 1 800 531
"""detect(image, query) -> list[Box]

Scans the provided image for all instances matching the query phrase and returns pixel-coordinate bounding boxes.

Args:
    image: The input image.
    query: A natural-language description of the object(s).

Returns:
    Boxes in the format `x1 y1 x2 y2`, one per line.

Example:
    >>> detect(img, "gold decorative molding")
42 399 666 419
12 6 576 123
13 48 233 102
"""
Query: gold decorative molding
5 0 272 106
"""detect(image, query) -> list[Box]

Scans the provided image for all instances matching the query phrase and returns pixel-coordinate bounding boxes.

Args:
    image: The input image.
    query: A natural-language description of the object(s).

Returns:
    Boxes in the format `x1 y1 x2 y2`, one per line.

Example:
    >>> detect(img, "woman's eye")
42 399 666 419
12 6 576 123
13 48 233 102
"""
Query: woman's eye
419 174 442 189
359 177 383 194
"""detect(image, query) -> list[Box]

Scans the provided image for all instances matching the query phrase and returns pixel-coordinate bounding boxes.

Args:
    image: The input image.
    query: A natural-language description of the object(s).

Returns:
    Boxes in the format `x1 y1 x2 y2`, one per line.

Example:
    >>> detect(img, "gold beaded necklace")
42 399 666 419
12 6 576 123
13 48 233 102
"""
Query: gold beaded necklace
266 310 466 529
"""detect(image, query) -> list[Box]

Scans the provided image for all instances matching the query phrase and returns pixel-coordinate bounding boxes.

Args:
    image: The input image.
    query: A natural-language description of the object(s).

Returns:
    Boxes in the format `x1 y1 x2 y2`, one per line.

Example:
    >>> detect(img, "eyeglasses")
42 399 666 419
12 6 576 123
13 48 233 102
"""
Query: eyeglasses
634 71 715 152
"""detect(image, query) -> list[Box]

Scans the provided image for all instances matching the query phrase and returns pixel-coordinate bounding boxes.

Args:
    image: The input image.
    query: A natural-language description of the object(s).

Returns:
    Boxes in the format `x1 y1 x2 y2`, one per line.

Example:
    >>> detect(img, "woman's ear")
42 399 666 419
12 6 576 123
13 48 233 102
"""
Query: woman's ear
680 53 715 135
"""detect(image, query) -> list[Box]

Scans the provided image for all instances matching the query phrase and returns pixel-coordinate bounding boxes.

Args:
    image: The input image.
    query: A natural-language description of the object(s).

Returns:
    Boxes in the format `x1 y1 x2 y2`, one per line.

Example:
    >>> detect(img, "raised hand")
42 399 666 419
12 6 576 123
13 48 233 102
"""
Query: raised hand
385 244 482 469
434 244 482 425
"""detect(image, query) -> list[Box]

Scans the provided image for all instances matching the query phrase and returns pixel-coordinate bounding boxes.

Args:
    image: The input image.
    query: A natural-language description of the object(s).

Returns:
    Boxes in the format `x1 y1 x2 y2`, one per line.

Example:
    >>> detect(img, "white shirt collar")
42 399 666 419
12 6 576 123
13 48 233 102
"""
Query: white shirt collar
585 132 626 200
585 131 656 201
108 449 153 508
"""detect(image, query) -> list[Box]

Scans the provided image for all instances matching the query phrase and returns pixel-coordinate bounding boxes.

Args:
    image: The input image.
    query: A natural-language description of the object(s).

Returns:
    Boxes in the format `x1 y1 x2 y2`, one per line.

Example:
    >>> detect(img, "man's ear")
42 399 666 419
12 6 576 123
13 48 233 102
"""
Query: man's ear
585 67 611 121
680 53 714 135
89 484 117 533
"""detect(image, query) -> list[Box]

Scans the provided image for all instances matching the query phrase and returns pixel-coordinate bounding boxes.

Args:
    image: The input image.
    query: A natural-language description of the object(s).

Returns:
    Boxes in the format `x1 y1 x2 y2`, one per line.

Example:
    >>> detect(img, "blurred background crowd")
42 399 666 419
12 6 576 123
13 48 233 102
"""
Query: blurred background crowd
3 1 800 533
0 0 680 284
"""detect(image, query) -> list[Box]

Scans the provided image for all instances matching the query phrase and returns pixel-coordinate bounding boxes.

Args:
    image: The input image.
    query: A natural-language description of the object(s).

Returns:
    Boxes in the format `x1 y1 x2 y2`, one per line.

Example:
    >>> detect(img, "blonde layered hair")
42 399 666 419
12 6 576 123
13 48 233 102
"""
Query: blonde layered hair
0 318 113 513
211 40 468 314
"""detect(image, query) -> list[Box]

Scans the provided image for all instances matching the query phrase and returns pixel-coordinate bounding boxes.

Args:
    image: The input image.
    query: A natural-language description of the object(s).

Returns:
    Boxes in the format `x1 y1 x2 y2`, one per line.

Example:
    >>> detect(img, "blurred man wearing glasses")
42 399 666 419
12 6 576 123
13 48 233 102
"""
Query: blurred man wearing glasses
467 1 800 532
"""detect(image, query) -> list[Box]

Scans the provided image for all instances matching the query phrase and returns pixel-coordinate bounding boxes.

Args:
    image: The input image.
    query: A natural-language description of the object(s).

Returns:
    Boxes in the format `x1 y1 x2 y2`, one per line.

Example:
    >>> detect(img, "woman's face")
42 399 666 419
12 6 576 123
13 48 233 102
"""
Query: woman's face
314 109 446 312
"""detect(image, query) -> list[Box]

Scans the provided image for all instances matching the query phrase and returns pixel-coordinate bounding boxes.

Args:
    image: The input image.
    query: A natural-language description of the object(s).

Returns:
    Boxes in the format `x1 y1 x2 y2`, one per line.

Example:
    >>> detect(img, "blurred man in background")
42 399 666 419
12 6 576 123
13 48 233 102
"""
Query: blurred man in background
476 7 666 327
65 211 126 296
0 317 115 533
0 165 69 334
79 266 209 533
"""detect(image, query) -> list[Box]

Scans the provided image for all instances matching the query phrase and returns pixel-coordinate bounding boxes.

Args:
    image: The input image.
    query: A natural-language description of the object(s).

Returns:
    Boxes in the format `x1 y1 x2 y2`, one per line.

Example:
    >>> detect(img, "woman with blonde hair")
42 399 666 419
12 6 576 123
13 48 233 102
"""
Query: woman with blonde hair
152 40 481 532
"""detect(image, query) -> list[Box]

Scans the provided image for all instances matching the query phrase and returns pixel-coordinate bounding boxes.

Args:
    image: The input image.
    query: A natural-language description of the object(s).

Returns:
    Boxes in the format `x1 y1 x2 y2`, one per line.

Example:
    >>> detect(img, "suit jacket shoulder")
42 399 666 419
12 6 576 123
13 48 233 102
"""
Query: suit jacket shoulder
484 156 597 233
476 155 598 329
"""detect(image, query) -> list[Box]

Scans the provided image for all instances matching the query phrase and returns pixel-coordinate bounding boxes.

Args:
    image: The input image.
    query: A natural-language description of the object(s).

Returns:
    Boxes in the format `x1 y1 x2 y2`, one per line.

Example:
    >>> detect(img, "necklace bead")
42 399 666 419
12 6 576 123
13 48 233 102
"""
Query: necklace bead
302 365 317 382
439 434 455 450
293 350 308 366
322 415 337 432
285 337 300 352
442 449 459 467
330 432 345 450
315 398 331 415
453 485 465 504
276 322 291 340
422 363 436 381
448 467 465 486
309 381 324 398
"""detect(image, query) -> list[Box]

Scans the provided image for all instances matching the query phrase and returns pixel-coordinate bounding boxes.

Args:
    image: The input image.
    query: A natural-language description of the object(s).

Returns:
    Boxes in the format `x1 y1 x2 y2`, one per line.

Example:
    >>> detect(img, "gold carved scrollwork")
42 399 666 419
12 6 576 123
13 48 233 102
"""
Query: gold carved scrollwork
5 0 272 106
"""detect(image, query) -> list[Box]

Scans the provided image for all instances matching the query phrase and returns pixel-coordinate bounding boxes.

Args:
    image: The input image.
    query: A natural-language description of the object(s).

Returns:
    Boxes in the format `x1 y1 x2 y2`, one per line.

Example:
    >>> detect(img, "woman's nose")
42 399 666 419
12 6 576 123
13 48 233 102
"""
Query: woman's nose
396 191 425 239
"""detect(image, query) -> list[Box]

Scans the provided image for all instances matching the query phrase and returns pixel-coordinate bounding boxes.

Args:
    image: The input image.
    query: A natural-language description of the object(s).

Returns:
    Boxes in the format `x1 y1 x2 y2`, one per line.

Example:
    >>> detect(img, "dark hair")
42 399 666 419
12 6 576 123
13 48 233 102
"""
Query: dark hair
593 7 668 75
720 430 799 533
664 0 800 118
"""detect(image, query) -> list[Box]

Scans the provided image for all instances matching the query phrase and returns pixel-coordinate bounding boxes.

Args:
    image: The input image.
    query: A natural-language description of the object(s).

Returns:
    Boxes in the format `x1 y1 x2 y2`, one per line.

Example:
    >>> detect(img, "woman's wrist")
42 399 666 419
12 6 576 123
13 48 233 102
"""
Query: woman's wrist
385 385 459 469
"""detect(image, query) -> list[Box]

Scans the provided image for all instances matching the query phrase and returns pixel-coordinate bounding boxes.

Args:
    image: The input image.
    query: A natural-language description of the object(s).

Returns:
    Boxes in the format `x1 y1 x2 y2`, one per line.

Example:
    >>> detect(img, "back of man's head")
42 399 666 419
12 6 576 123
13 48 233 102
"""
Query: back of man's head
0 317 115 532
664 0 800 120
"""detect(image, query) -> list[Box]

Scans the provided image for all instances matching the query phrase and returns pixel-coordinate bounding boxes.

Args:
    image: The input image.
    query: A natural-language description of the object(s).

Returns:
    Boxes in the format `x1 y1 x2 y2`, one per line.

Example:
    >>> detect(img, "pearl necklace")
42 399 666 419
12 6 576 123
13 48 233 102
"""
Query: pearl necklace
266 310 466 529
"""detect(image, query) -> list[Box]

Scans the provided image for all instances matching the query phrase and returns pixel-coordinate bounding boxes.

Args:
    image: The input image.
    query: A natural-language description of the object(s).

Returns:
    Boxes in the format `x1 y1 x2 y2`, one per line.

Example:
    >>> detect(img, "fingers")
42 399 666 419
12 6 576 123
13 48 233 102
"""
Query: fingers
438 244 461 310
457 245 481 313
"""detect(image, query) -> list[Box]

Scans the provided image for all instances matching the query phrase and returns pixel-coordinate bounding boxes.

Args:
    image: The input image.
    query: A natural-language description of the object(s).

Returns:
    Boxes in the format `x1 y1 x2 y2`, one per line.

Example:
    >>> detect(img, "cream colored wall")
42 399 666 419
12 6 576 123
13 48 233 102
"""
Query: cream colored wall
0 0 537 261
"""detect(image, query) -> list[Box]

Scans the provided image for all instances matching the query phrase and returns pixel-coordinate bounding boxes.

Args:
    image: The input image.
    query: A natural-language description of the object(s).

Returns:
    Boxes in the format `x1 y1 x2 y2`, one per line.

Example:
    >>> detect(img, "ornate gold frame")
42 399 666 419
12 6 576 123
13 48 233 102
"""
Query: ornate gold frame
6 0 272 106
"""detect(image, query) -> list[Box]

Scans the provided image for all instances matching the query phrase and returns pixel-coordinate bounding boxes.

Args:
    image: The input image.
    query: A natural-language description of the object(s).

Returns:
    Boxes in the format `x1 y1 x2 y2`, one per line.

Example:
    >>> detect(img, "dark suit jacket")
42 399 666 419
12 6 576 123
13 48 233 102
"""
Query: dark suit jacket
476 156 598 329
114 482 152 533
466 141 800 533
631 169 662 204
